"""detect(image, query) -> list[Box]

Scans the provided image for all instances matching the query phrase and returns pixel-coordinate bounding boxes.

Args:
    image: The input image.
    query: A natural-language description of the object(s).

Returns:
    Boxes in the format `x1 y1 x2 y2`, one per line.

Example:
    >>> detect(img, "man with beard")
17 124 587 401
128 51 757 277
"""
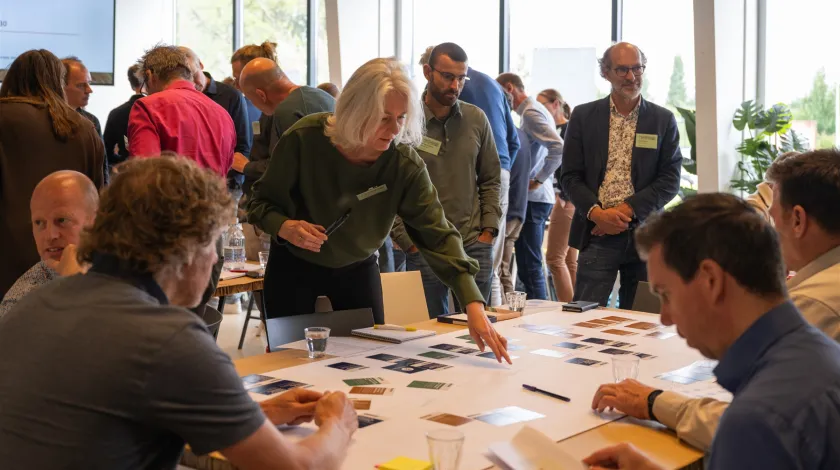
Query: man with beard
391 42 501 318
560 42 682 309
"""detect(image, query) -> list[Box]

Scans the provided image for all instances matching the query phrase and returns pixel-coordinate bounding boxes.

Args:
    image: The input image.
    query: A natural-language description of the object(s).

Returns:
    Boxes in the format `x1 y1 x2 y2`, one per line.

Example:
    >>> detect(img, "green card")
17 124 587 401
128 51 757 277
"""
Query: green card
343 377 388 386
456 334 473 340
635 133 658 149
408 380 452 390
417 136 442 155
418 351 457 360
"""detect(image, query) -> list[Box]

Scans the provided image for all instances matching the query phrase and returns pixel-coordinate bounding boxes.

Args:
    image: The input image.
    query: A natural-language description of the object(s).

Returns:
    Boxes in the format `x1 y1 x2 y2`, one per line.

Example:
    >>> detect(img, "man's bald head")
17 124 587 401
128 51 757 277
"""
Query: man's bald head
239 58 292 115
239 58 286 92
30 171 99 263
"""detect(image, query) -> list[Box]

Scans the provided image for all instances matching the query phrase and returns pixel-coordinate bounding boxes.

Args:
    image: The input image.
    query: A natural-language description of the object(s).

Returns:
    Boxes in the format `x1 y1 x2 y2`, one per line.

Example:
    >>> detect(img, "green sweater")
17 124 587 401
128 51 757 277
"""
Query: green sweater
248 113 484 306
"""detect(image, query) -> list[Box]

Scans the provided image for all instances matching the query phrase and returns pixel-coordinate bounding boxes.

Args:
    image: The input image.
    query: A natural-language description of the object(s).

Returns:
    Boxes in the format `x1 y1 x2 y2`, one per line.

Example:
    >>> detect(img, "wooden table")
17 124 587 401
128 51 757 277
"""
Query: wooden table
188 312 704 470
214 261 265 349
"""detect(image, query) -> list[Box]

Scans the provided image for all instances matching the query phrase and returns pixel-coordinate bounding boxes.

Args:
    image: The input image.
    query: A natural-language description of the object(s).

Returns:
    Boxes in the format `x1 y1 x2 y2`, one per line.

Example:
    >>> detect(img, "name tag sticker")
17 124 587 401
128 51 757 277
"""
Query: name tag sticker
357 185 388 201
635 133 658 149
251 121 261 135
417 136 442 155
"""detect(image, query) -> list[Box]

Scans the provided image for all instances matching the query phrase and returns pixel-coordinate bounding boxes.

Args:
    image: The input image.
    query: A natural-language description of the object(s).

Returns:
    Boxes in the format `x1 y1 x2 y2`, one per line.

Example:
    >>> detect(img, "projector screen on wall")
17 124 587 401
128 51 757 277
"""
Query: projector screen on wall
0 1 116 84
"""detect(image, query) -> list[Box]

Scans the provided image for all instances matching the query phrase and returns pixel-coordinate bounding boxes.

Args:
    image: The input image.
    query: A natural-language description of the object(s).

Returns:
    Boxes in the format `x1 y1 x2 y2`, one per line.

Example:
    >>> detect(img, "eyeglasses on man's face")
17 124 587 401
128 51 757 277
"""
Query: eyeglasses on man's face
431 67 470 84
613 65 646 77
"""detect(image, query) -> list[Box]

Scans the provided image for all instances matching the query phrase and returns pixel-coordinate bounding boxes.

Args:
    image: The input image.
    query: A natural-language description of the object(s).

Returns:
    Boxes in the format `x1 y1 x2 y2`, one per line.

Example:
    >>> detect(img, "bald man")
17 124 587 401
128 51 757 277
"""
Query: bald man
0 171 99 317
179 46 251 188
559 42 682 309
237 58 335 197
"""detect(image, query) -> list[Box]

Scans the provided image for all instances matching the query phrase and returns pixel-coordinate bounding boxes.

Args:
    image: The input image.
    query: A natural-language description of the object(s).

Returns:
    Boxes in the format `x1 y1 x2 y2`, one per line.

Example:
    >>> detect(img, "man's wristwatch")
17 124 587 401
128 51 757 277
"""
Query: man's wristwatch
647 389 664 422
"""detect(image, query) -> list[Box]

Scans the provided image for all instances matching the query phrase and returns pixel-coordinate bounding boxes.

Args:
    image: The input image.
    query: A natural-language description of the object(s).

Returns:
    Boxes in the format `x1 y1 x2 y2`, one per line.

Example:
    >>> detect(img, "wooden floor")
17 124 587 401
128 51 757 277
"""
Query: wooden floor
215 296 267 360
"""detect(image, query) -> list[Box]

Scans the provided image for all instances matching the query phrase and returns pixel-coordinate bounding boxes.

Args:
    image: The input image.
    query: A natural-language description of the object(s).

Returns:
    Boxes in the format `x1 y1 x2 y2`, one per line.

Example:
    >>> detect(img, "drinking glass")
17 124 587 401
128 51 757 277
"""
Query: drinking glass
612 355 640 383
304 327 330 359
505 291 527 312
426 429 464 470
258 251 269 269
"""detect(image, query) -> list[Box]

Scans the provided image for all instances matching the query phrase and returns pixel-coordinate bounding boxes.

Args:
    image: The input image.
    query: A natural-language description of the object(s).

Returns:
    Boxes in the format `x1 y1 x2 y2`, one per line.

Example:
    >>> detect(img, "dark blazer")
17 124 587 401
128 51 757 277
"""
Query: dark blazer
560 96 682 250
103 94 143 166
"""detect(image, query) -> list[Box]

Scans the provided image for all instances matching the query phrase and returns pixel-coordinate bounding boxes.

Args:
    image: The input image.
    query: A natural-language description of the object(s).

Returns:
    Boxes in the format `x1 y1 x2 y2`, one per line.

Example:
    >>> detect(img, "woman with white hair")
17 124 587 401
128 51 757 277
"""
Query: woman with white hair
249 57 510 362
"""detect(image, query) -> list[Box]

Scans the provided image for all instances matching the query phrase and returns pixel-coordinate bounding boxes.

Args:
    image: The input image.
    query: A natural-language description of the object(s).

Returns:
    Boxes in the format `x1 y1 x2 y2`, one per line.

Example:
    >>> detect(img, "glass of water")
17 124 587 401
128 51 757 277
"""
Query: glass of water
304 327 330 359
427 429 464 470
258 251 269 269
612 355 640 383
506 291 527 312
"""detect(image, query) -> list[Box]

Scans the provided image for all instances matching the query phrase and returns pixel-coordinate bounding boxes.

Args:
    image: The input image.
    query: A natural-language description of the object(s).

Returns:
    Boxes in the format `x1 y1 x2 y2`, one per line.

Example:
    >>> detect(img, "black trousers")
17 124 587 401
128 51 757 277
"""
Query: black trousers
264 243 385 324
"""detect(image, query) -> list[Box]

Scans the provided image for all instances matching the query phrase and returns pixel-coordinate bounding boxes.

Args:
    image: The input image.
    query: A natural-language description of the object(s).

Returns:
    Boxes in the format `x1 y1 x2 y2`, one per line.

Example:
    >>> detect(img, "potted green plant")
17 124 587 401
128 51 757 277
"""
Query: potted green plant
731 101 808 194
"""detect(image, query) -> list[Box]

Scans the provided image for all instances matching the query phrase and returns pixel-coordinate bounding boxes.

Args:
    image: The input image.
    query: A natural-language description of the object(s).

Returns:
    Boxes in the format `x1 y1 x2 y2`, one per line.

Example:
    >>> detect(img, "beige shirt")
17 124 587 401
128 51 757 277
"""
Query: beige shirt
653 245 840 451
598 97 639 209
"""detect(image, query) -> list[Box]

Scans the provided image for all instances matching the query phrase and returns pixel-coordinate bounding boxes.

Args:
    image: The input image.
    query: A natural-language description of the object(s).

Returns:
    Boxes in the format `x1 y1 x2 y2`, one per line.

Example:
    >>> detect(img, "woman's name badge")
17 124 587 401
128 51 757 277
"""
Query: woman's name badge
357 185 388 201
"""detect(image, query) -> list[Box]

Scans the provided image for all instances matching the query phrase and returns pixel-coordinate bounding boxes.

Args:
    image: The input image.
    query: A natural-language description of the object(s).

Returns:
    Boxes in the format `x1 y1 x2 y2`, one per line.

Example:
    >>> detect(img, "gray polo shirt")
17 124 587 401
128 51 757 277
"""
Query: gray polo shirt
0 257 265 469
392 98 501 249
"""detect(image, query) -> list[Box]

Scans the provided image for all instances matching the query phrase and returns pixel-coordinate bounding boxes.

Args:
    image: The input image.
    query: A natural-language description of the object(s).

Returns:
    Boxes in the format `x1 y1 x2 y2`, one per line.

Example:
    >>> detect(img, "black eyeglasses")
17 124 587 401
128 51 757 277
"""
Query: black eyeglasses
431 67 470 84
613 65 646 77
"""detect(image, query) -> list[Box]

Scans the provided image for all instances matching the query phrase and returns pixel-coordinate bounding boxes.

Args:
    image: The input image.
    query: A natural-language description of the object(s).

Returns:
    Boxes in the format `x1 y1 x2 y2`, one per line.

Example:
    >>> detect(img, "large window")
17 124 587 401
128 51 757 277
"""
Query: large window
176 0 234 80
411 0 500 91
509 0 612 112
765 0 838 149
244 0 308 84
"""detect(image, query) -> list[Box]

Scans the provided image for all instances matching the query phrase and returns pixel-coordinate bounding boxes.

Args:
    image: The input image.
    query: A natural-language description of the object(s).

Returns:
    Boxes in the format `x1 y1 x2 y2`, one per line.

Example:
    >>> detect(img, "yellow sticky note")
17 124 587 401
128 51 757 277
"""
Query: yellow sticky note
417 136 442 155
377 456 433 470
635 133 658 149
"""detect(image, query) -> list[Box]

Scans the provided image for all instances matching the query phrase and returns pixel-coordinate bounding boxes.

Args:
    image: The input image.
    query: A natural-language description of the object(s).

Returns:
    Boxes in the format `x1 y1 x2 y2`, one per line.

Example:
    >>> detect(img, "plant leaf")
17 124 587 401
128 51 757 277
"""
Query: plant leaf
733 100 757 131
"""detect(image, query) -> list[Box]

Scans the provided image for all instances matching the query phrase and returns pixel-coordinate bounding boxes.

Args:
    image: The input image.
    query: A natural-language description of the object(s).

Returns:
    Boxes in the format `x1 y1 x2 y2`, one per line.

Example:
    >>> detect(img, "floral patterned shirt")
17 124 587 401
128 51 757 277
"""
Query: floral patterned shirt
598 96 640 209
0 262 59 318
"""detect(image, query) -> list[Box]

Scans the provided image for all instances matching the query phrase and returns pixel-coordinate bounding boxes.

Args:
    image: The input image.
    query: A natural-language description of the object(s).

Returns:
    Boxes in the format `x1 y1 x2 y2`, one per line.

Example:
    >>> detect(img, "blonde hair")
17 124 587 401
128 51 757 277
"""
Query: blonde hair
538 88 571 120
324 57 423 150
231 41 278 65
78 153 234 274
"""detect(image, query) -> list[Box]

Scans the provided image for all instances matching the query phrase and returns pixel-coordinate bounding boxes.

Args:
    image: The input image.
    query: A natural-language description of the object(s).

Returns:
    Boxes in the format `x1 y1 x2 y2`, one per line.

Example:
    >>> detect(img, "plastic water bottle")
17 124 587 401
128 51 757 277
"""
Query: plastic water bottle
224 222 246 270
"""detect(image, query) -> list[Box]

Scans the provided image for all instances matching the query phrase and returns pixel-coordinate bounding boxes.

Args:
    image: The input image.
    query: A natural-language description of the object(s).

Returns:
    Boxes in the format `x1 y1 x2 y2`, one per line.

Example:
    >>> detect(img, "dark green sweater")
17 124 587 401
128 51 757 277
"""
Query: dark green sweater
248 113 484 306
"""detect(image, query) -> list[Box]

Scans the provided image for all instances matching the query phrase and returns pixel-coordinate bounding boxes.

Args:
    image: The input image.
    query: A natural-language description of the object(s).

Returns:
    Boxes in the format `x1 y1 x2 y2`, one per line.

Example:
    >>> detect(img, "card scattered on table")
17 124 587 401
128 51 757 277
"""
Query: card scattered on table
456 334 473 340
408 380 452 391
477 351 520 360
351 398 371 410
602 328 637 336
384 359 451 374
599 347 634 355
429 343 479 355
248 380 310 395
530 349 570 359
634 352 657 360
470 406 545 427
358 413 385 428
241 374 273 385
349 386 394 396
418 351 457 360
516 324 569 336
343 377 388 386
565 357 607 367
625 321 661 330
422 412 473 426
553 341 591 350
572 321 605 329
327 361 367 371
646 331 677 339
602 315 633 322
367 353 405 362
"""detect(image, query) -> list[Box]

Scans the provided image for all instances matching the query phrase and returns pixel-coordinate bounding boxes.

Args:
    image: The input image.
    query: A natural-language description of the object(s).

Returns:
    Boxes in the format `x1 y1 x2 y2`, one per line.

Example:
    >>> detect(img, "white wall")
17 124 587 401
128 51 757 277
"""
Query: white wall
85 0 175 125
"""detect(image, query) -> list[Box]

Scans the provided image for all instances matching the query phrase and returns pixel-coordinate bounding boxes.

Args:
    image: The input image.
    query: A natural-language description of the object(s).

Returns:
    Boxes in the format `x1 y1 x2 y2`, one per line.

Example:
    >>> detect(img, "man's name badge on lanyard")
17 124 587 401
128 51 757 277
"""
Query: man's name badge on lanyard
417 136 442 155
357 185 388 201
635 133 658 149
251 121 261 135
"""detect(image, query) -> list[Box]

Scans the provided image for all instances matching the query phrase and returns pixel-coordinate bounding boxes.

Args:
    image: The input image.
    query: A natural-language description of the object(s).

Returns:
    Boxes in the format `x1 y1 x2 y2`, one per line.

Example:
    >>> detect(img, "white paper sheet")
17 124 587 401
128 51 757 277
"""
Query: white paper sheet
280 336 391 357
489 426 586 470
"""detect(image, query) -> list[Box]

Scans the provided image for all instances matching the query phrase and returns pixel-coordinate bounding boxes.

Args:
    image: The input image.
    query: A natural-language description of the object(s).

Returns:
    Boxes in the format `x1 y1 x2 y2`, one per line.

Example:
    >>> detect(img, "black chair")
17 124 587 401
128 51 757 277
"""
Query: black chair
238 290 266 349
631 281 661 314
265 308 375 352
201 305 224 341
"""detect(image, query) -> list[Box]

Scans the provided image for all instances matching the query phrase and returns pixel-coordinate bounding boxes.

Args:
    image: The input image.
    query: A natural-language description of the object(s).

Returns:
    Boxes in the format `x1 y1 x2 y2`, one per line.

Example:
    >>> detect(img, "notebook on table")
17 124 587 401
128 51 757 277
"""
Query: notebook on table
351 327 436 344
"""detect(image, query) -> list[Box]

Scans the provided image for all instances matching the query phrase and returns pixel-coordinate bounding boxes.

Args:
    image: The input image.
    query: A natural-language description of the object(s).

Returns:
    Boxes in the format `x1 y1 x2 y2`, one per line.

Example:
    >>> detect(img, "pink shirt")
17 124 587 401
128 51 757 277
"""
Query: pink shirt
127 80 235 177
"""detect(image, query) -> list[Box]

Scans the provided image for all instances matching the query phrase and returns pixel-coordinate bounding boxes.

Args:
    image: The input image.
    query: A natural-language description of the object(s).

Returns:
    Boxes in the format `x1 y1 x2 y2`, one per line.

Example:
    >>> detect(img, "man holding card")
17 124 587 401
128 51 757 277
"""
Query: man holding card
392 42 501 318
560 42 682 309
587 193 840 469
0 157 359 469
